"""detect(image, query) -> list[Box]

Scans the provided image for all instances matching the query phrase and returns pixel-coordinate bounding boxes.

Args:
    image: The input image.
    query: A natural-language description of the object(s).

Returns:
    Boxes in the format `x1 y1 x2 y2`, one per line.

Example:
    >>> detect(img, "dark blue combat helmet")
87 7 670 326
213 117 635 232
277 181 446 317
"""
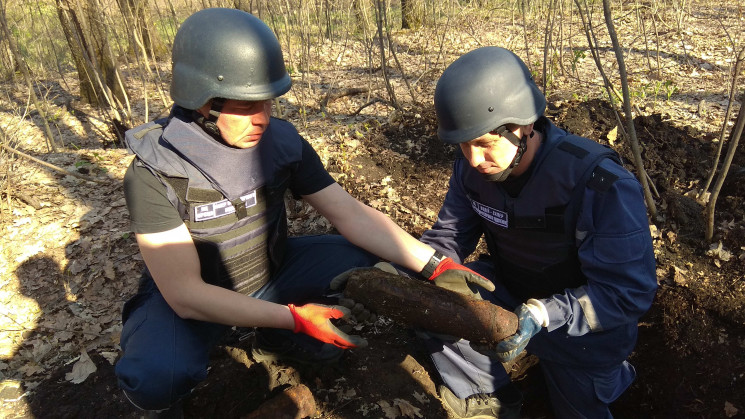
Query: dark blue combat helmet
434 47 546 144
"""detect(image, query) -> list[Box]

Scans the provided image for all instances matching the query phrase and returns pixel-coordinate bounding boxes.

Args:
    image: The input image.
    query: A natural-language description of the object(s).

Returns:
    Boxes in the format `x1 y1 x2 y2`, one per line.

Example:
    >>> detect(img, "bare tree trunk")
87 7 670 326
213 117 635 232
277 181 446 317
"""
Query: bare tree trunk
705 87 745 242
375 0 399 110
602 0 657 219
383 3 416 104
0 124 16 214
542 0 557 94
0 33 16 81
401 0 410 28
401 0 421 29
574 0 629 155
520 0 532 72
117 0 166 59
323 0 332 39
55 0 129 125
700 46 745 202
57 0 94 103
353 0 370 34
574 0 622 104
0 2 58 151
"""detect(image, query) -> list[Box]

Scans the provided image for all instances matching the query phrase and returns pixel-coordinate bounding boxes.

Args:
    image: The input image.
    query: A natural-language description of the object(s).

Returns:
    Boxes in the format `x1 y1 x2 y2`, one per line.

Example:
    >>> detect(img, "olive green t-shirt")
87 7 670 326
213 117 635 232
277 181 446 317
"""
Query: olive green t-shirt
123 138 335 234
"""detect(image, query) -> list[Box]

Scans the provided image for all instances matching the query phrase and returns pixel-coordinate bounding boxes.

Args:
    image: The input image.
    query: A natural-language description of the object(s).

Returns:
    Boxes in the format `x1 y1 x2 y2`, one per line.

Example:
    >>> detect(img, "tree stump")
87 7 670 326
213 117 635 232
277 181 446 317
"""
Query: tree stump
343 268 518 345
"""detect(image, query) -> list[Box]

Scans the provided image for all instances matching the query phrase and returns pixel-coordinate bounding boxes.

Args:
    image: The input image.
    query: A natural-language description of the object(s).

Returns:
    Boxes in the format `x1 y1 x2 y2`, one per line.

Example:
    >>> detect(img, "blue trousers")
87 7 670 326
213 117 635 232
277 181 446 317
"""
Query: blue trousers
115 235 378 410
421 260 635 419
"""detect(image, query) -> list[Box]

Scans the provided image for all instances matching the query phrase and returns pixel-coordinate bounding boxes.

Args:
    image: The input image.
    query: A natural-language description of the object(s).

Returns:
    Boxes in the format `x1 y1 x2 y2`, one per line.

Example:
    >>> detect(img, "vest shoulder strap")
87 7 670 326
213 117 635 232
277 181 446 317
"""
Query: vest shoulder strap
560 135 622 240
159 176 224 204
126 118 167 148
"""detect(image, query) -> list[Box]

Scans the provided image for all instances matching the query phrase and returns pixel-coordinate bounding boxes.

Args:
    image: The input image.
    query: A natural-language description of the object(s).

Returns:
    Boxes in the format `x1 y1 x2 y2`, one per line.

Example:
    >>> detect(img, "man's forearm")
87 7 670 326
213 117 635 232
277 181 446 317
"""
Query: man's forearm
167 281 295 329
136 225 296 329
336 203 434 273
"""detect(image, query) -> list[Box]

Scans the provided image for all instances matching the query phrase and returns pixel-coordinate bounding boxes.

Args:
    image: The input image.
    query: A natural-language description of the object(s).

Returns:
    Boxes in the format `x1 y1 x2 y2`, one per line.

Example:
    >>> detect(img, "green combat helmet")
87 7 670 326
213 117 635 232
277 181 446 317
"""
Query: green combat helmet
170 8 291 110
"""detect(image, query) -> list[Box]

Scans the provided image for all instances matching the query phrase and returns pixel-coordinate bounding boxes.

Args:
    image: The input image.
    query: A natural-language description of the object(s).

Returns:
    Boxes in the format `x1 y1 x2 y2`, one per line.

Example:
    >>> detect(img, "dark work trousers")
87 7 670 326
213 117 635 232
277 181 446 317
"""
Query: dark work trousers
420 260 636 419
115 235 378 411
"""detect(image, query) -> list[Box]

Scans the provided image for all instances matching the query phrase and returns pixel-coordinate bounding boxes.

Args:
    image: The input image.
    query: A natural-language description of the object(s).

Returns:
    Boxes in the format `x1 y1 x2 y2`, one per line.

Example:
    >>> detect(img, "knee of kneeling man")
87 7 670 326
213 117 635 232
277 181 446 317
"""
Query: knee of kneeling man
116 359 203 410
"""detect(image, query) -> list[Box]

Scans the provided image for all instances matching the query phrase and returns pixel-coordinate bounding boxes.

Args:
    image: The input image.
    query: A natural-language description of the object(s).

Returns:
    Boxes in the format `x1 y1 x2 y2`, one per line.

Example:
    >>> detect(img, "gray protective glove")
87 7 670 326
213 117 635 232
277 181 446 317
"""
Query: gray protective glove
420 252 495 300
433 274 485 300
329 262 397 326
329 262 398 291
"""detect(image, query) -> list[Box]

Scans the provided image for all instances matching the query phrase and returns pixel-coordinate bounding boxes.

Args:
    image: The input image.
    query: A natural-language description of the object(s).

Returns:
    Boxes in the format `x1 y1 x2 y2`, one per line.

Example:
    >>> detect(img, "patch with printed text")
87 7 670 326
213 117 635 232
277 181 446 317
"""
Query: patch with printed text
471 200 509 228
194 191 258 222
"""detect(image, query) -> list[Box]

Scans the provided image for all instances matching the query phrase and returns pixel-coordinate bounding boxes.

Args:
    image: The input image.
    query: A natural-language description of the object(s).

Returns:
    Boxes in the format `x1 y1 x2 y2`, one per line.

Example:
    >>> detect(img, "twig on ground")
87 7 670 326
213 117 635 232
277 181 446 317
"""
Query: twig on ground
320 87 370 112
352 98 394 115
1 190 41 209
0 143 106 184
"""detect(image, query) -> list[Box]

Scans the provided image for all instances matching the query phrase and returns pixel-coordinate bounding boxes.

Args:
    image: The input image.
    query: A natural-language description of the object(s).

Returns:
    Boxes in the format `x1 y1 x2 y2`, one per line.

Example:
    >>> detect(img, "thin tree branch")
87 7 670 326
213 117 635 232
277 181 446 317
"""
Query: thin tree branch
705 86 745 242
602 0 657 219
0 143 106 184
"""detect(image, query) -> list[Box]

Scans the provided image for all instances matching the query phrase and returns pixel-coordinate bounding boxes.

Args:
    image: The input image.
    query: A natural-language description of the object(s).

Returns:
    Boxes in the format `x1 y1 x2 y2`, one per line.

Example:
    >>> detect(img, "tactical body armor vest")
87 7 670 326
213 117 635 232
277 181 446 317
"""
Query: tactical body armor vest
460 118 621 300
125 108 303 295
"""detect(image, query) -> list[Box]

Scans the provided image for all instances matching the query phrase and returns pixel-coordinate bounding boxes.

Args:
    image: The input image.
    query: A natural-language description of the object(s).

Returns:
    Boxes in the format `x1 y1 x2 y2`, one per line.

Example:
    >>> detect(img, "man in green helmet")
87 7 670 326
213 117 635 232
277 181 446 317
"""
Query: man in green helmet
115 8 494 417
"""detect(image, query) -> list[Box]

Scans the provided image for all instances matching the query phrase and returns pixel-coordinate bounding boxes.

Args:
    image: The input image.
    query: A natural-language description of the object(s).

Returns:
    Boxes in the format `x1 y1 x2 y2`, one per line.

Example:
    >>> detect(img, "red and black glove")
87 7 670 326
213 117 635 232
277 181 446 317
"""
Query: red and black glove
421 251 496 296
288 303 367 349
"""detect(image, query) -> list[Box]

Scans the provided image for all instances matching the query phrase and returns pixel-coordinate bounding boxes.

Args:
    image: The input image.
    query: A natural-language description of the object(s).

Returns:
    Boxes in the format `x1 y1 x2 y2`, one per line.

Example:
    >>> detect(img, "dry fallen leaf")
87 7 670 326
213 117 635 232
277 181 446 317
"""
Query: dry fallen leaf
706 241 732 262
67 259 88 275
673 265 688 286
724 401 738 418
378 400 399 419
340 388 357 401
355 402 378 417
395 399 423 418
18 363 44 377
100 351 118 365
65 350 97 384
412 391 428 404
607 126 618 146
103 260 116 280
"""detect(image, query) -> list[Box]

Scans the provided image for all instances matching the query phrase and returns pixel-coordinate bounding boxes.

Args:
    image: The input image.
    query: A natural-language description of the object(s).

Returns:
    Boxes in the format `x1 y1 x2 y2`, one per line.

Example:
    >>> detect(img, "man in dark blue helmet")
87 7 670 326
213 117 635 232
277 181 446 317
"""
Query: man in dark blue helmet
417 46 657 418
115 8 495 418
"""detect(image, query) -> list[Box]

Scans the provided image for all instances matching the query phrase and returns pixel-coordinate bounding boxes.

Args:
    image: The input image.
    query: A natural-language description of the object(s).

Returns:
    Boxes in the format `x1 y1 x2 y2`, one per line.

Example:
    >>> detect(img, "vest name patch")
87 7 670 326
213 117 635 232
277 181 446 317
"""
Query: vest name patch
194 191 258 222
471 200 508 228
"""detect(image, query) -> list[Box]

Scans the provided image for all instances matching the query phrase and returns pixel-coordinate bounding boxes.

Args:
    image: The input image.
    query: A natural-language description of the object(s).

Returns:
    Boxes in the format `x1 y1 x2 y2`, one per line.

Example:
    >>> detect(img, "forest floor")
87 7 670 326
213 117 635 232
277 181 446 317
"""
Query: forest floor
1 6 745 419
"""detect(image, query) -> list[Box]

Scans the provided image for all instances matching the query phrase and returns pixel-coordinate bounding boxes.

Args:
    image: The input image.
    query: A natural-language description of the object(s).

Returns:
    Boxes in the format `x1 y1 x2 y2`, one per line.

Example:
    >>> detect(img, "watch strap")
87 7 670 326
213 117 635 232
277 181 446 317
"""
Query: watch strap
420 250 447 279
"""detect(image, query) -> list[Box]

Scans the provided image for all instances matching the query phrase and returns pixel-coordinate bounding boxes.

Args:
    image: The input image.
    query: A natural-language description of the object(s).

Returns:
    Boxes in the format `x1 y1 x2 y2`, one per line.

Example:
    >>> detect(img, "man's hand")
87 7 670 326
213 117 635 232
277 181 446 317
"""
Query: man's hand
425 255 496 297
337 298 376 324
328 268 361 292
495 299 549 362
288 303 367 349
329 262 395 325
329 262 398 291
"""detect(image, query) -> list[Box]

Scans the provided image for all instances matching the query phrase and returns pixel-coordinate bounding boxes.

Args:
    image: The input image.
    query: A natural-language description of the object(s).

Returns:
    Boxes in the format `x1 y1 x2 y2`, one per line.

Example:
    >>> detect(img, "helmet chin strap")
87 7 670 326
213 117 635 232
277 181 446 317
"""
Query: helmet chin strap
193 98 226 142
483 127 529 182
